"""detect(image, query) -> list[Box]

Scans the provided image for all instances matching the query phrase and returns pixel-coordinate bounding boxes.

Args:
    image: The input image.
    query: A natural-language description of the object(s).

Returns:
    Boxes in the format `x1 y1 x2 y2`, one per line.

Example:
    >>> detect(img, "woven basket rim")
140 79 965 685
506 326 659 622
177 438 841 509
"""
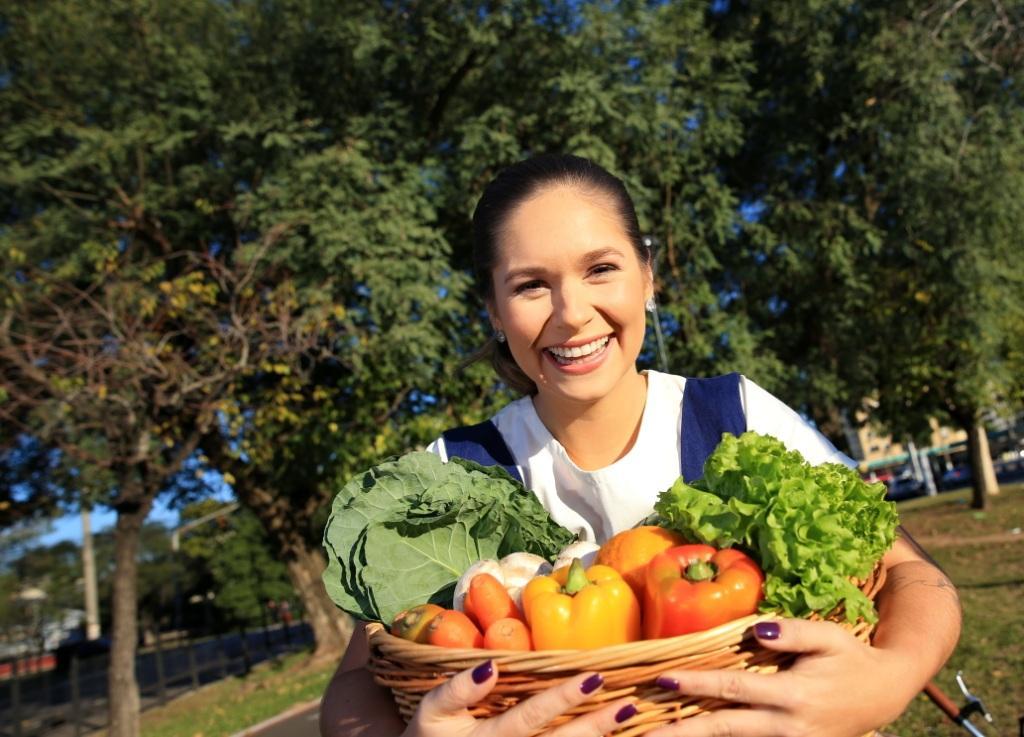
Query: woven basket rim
368 610 772 657
366 561 885 670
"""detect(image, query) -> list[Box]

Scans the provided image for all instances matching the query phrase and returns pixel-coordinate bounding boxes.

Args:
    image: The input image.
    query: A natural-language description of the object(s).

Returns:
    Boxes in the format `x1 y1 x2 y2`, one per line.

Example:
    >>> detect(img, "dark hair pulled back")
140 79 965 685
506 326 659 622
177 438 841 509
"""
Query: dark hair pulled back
470 154 648 395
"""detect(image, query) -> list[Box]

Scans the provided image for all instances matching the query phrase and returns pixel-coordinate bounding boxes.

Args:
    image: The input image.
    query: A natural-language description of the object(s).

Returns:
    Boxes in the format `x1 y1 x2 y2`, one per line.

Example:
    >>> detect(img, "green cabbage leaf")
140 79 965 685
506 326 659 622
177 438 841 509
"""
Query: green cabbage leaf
321 451 575 624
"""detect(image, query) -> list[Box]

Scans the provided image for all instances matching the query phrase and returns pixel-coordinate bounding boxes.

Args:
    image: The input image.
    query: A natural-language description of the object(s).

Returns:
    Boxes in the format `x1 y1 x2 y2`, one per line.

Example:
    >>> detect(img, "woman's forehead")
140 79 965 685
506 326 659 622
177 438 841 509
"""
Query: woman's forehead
496 185 631 265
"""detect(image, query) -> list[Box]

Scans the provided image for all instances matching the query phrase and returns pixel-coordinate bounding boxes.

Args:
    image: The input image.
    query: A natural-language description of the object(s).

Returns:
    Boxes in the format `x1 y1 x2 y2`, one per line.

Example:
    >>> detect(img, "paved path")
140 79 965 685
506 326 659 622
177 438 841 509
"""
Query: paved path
916 529 1024 548
232 698 320 737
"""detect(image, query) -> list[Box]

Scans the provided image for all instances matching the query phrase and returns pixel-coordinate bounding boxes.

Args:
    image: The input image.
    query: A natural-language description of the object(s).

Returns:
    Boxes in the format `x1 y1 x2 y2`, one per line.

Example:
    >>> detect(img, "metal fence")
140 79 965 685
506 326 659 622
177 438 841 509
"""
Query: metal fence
0 621 314 737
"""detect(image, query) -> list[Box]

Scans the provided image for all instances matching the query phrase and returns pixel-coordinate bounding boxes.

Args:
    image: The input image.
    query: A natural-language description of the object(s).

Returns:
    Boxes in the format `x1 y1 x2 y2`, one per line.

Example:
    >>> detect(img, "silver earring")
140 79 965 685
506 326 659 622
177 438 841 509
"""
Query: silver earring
495 330 506 343
645 297 656 313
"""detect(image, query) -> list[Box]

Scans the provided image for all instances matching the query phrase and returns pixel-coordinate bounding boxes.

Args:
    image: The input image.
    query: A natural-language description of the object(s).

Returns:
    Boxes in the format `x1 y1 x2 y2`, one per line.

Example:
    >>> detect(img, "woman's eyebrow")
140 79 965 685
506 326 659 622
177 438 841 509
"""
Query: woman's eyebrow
580 246 626 265
503 266 546 284
502 247 626 284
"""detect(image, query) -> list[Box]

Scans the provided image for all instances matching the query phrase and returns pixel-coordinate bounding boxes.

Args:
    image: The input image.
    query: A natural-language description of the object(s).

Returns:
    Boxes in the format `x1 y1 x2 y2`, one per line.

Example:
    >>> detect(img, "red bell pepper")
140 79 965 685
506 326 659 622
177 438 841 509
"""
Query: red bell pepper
643 544 764 638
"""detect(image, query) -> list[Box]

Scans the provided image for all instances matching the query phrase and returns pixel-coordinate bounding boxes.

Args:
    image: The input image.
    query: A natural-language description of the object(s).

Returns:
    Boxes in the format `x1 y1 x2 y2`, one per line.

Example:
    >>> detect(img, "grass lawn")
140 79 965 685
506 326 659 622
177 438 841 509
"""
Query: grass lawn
115 649 338 737
886 482 1024 736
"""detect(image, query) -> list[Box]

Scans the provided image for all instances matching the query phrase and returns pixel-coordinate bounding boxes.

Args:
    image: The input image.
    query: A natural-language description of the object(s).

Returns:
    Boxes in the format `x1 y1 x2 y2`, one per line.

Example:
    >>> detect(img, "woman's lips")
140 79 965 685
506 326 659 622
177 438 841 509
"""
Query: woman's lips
543 336 613 374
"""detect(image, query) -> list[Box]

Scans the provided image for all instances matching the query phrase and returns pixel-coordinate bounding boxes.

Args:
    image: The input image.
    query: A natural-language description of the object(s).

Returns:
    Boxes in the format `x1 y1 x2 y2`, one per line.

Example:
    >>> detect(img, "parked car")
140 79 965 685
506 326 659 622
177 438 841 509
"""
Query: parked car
940 466 972 490
887 475 925 500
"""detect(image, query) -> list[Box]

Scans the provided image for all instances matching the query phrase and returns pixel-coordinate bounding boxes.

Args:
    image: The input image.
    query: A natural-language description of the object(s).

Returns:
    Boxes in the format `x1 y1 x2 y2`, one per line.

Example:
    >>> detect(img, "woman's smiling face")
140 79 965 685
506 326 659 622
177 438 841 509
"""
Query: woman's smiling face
488 185 653 407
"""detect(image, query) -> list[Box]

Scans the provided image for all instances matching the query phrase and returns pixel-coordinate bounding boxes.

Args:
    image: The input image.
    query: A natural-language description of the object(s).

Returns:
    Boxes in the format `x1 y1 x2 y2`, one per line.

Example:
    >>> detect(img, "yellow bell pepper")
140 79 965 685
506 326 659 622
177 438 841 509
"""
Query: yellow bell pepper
521 559 641 649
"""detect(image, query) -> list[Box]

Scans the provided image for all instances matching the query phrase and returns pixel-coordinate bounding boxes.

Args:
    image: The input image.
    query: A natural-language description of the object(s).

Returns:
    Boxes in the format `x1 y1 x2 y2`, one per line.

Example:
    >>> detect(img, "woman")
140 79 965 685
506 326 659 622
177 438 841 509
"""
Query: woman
320 154 961 737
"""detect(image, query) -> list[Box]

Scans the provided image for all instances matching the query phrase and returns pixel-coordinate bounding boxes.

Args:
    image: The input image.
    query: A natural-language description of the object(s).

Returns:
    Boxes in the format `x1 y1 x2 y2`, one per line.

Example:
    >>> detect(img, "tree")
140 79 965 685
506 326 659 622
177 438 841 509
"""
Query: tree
0 538 81 651
708 0 892 441
0 2 333 733
857 1 1024 508
1 436 63 527
711 1 1024 508
178 501 294 627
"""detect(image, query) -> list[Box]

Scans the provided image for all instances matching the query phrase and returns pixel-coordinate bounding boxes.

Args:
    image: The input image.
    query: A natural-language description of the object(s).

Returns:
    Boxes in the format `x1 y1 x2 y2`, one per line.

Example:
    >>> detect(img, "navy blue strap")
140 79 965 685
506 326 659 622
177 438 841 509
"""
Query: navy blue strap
680 373 747 482
442 421 523 484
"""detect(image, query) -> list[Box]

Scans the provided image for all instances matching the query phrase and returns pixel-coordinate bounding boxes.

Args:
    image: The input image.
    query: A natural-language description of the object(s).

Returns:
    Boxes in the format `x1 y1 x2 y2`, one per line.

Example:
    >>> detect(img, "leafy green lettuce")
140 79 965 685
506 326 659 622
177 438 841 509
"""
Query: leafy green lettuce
654 431 897 623
321 451 575 624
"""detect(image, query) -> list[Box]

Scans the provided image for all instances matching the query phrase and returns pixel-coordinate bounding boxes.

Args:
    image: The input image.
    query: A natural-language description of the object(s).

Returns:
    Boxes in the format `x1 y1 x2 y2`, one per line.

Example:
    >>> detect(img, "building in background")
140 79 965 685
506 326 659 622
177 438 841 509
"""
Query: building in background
850 416 968 474
844 407 1024 498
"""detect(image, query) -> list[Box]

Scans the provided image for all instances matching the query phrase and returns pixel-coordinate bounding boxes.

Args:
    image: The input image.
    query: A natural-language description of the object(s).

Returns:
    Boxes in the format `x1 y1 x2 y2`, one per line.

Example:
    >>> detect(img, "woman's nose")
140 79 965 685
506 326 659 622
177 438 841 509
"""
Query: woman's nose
551 282 593 330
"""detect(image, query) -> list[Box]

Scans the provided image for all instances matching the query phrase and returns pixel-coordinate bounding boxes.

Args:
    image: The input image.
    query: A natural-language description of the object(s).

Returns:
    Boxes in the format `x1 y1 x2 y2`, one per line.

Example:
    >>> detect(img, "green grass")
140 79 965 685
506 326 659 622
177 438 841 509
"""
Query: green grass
125 649 337 737
886 483 1024 736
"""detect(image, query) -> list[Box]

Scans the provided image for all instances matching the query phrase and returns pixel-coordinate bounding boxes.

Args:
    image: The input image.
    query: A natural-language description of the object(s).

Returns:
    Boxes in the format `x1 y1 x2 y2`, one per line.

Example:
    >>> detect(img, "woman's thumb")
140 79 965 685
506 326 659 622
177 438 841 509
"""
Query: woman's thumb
418 659 497 720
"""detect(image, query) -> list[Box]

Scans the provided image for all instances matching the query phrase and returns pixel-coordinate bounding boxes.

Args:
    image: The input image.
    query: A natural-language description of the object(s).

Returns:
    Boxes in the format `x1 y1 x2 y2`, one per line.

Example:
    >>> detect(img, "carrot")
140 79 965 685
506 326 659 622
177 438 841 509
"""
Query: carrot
464 572 523 631
425 609 484 649
484 617 533 651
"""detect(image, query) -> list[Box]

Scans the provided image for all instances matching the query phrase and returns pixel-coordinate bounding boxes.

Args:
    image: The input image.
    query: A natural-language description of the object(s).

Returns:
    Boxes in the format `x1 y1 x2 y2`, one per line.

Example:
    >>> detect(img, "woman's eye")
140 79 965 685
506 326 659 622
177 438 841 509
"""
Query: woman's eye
591 263 619 276
514 280 545 294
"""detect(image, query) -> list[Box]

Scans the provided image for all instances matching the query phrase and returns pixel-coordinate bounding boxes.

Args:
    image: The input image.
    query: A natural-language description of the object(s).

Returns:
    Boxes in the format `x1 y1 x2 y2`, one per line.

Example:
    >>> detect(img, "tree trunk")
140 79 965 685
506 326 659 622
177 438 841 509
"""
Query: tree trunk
284 541 352 660
966 419 999 510
107 495 153 737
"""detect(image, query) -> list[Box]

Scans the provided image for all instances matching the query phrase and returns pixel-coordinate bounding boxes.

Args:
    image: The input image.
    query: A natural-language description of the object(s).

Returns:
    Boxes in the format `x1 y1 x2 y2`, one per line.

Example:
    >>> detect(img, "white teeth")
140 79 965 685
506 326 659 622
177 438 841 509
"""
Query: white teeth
547 336 609 359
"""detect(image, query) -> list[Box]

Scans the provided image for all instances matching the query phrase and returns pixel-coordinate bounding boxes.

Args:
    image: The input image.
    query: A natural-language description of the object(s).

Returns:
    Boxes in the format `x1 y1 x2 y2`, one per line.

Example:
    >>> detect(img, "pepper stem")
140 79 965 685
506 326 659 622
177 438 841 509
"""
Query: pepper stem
685 560 717 582
563 558 590 595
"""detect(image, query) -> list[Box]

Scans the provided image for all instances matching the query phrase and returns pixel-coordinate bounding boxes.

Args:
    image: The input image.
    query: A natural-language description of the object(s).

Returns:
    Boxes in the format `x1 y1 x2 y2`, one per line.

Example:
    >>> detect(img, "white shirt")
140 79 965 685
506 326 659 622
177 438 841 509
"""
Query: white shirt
429 371 853 544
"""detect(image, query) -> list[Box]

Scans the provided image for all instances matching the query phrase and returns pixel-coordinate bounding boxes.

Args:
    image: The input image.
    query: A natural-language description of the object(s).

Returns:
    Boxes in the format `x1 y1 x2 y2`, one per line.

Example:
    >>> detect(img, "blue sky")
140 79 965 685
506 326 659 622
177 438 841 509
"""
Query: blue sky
36 474 236 547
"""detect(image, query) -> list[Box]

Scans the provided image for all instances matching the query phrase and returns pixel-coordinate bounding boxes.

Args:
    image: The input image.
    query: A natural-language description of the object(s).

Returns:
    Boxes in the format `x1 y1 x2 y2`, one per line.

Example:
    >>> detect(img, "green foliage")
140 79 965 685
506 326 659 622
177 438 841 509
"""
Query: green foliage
0 0 263 510
179 502 293 624
0 538 82 638
0 570 18 632
711 1 1024 442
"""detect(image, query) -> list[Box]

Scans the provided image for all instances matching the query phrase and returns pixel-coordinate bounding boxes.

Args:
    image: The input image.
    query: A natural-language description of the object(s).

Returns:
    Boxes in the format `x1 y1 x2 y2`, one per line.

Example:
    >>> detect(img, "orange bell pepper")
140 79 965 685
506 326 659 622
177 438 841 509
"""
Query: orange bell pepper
521 559 641 649
643 544 764 639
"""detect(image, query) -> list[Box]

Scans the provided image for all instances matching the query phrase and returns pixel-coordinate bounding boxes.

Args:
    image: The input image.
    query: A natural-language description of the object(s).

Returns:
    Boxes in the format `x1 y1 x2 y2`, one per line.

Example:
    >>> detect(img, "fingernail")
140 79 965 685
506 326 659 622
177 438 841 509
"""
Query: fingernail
655 676 679 690
472 659 493 684
615 704 638 723
580 673 604 694
754 622 781 640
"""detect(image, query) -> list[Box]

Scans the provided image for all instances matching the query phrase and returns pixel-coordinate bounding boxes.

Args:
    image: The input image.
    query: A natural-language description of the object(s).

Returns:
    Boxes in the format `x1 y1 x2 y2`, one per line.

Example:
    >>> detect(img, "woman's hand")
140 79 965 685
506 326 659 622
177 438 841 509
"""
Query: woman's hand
645 619 919 737
402 659 638 737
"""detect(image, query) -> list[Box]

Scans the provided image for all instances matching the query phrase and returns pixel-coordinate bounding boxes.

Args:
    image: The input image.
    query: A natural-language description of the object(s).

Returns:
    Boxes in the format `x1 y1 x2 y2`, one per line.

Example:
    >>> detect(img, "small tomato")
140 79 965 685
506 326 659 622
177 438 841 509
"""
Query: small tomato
390 603 444 643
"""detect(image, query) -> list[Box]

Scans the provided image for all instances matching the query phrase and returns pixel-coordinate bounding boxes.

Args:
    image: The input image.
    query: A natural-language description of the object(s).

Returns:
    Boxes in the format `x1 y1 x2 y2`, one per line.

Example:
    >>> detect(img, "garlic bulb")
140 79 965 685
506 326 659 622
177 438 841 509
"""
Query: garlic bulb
453 553 552 612
553 540 601 572
497 553 552 609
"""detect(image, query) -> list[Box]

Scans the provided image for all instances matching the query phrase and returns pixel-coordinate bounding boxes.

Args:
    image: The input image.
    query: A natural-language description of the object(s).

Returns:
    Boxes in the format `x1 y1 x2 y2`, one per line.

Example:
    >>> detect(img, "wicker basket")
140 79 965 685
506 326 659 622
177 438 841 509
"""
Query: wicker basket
367 565 886 736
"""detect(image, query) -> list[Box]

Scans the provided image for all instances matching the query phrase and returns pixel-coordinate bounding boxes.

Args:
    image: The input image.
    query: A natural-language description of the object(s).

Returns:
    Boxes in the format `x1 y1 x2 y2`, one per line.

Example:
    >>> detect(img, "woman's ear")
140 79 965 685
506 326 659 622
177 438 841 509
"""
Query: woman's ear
643 264 655 305
486 300 503 333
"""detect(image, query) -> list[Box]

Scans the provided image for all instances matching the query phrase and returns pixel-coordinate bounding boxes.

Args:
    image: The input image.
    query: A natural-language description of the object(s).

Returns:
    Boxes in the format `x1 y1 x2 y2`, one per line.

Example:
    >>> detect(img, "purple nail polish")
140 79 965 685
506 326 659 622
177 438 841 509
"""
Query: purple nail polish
580 673 604 694
615 704 638 723
754 621 781 640
655 676 679 690
472 660 493 684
